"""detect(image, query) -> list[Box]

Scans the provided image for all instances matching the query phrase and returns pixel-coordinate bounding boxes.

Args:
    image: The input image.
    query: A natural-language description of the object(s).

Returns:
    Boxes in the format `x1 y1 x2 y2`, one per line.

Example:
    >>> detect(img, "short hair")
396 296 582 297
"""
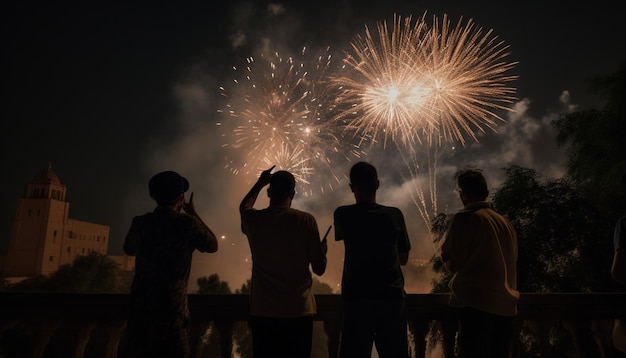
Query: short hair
455 168 489 200
350 161 378 193
269 170 296 200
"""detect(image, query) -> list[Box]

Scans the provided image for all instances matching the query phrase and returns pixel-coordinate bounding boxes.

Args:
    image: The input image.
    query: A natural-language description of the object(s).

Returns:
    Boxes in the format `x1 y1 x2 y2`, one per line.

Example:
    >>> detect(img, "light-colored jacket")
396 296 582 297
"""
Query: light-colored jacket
441 201 519 316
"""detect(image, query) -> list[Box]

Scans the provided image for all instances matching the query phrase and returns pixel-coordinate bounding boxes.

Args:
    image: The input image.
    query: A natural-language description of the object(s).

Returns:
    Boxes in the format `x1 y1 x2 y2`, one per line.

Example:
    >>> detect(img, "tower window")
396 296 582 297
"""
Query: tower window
49 256 54 262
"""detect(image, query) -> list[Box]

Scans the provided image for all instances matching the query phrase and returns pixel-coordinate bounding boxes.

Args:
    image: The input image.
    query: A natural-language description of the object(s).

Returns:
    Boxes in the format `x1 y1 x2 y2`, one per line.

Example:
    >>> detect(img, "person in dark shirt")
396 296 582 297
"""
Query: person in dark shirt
120 170 218 358
334 161 412 358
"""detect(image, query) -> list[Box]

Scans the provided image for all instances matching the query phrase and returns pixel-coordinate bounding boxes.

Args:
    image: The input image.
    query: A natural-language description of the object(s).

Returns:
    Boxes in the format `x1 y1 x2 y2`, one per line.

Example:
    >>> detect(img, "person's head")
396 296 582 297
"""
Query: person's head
149 171 189 207
349 161 379 195
267 170 296 203
455 168 489 204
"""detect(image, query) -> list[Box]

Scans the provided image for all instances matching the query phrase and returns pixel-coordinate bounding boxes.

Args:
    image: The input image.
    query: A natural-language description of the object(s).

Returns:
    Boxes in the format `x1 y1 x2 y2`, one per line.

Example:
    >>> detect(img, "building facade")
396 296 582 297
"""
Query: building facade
3 164 110 279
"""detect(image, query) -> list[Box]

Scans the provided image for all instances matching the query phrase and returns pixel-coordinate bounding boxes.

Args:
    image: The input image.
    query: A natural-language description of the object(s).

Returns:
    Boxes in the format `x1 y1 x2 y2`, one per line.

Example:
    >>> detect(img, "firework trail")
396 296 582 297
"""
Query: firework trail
331 13 517 147
331 13 517 238
218 47 363 195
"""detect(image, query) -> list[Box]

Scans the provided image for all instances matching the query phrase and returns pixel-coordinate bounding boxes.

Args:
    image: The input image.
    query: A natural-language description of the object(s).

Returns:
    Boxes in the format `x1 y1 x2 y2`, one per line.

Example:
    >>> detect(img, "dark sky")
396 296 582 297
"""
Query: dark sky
2 1 625 291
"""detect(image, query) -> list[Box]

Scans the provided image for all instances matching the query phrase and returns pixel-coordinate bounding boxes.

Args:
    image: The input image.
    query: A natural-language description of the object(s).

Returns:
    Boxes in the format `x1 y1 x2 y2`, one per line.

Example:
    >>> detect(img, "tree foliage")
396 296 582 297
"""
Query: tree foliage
197 274 232 294
6 252 129 292
553 59 626 219
430 212 453 293
492 166 615 292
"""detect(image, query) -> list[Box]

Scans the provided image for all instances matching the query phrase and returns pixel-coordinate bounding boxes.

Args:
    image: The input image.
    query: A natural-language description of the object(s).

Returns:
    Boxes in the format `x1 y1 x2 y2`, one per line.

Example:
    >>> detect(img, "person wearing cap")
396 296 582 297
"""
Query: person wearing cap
239 165 328 358
120 171 218 358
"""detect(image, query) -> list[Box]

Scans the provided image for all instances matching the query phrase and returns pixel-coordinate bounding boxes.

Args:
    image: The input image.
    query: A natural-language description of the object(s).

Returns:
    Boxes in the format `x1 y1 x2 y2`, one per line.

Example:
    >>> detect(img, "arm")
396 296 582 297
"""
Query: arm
311 225 330 276
611 249 626 284
396 208 411 266
440 214 468 273
239 165 275 214
184 192 219 253
399 251 409 266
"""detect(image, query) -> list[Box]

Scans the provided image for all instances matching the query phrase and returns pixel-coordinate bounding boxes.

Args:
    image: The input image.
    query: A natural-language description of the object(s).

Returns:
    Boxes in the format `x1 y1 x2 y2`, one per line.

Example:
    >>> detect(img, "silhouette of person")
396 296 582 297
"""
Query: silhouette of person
334 161 412 358
120 171 218 358
440 168 518 358
239 165 328 358
611 171 626 353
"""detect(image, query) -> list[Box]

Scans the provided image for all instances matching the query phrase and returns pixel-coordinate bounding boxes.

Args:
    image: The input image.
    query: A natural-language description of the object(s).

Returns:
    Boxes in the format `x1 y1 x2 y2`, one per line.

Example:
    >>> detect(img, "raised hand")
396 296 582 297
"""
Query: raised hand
257 165 276 187
183 192 198 216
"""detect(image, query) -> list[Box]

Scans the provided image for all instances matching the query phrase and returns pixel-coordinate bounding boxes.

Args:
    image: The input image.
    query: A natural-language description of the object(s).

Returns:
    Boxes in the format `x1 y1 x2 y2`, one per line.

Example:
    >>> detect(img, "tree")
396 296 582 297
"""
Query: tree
197 274 232 294
492 165 614 292
430 212 453 294
553 59 626 219
7 252 128 292
194 274 232 358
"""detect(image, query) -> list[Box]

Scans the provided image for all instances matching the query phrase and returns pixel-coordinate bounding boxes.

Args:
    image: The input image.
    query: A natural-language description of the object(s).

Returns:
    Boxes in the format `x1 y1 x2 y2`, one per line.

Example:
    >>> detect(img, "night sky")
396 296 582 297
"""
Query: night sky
2 1 625 291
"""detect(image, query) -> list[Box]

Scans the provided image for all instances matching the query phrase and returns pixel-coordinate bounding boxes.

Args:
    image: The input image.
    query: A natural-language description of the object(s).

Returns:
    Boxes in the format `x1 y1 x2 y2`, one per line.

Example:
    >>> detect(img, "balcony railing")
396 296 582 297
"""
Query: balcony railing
1 292 625 357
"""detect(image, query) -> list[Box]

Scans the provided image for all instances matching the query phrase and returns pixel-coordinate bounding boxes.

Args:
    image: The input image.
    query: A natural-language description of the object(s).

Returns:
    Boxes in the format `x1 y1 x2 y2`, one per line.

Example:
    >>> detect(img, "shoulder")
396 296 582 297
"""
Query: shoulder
334 204 352 212
240 206 262 220
452 202 492 219
130 213 151 224
290 207 316 220
449 210 477 227
375 204 405 218
384 205 404 215
333 204 356 217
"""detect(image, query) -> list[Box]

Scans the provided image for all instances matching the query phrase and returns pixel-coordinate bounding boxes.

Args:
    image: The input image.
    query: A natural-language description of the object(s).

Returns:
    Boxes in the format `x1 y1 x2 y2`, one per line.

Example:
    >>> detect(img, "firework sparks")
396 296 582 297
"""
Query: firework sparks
418 13 518 145
218 47 361 195
330 13 517 148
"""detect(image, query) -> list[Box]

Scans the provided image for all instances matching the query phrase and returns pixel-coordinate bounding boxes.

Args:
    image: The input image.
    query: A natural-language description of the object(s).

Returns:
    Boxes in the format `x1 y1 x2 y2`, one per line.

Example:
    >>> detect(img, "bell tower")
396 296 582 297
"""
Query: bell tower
4 163 70 277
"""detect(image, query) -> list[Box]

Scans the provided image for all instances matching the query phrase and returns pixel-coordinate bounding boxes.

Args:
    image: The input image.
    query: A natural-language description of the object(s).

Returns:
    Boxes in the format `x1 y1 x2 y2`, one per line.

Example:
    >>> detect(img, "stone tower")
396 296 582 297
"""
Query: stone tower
3 164 109 278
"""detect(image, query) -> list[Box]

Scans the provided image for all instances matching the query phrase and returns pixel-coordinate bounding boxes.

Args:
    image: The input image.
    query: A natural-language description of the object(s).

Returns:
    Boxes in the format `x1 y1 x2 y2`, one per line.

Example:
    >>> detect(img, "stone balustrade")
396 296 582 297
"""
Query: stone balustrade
1 292 625 357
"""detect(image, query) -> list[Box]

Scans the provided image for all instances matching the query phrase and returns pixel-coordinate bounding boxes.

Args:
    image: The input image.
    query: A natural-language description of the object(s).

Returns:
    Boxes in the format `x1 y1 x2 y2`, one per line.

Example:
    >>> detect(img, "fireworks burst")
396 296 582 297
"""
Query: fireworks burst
217 47 361 195
330 13 518 148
